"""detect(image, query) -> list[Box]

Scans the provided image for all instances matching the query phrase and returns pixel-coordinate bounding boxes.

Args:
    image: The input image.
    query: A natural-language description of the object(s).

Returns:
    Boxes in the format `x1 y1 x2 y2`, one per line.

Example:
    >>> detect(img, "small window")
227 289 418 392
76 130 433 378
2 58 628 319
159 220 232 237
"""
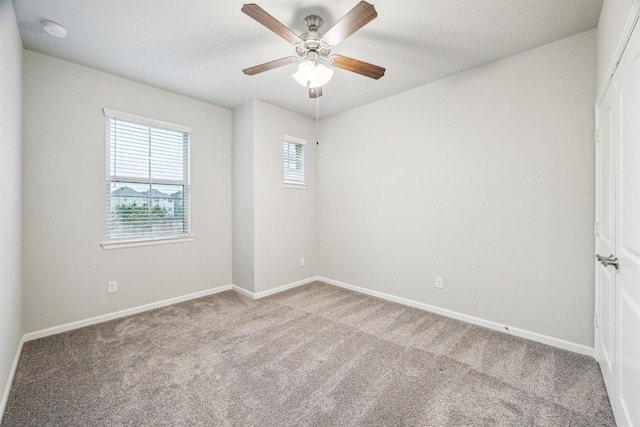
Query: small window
103 109 191 243
283 135 306 187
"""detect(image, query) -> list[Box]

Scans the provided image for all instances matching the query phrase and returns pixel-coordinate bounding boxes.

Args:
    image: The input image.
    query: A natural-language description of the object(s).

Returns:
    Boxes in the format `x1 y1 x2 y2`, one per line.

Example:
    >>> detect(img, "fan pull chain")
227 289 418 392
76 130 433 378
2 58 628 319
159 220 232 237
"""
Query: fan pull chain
316 93 319 130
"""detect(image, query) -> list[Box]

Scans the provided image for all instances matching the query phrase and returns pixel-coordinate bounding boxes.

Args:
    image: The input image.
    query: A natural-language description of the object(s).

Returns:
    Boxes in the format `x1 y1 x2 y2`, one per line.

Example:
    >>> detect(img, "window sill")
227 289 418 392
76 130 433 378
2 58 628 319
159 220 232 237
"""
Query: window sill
101 234 194 250
283 182 308 189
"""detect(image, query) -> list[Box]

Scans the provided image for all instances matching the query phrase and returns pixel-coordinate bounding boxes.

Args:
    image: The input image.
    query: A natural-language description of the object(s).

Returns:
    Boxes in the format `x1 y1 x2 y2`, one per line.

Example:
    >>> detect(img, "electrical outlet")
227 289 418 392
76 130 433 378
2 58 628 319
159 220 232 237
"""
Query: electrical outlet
435 277 443 289
300 258 305 267
108 281 118 293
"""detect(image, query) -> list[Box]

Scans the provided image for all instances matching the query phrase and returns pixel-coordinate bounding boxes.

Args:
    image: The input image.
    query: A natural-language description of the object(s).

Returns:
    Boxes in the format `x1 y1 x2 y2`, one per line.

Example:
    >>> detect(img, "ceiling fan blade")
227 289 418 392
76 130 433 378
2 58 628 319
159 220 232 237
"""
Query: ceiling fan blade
242 4 302 45
322 1 377 48
243 56 299 76
309 87 323 98
331 55 385 79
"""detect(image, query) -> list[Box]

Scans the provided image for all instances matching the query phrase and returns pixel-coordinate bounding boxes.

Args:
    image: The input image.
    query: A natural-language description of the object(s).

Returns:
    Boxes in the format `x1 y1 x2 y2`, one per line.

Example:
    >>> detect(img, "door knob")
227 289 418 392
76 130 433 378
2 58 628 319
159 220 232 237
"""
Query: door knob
596 254 619 270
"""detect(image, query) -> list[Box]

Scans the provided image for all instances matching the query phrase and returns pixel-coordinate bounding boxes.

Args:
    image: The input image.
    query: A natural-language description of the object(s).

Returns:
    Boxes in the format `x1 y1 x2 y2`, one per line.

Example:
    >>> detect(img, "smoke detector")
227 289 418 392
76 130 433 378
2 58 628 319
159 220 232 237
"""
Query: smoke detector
41 21 68 38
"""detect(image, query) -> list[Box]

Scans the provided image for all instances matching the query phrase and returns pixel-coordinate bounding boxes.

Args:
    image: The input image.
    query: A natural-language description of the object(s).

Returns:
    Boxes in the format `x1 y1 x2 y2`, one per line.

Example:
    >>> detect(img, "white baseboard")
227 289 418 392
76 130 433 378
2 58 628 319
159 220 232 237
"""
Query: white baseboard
19 276 593 358
318 276 594 357
23 285 234 342
3 274 593 424
1 335 24 425
232 276 319 300
231 285 255 299
22 277 318 342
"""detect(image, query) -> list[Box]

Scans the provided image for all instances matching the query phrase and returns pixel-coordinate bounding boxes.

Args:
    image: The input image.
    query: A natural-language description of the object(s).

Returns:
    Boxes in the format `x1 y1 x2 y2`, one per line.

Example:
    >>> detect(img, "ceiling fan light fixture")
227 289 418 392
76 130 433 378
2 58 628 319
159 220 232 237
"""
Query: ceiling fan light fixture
292 61 315 86
310 64 333 87
292 61 333 88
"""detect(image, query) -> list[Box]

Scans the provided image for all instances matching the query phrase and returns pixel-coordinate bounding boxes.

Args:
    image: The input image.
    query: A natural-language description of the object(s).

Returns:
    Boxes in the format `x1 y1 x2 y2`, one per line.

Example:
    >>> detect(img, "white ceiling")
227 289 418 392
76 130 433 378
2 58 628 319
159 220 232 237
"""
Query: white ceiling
14 0 603 119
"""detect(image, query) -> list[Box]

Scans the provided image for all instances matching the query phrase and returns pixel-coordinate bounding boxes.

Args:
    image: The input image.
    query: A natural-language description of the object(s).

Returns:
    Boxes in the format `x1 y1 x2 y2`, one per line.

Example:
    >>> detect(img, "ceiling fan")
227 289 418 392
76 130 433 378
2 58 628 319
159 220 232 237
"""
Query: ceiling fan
241 1 386 98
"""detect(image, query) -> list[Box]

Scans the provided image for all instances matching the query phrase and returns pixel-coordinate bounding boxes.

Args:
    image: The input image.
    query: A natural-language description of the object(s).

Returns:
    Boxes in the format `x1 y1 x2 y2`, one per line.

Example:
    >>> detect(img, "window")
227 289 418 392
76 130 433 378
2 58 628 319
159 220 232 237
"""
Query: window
283 135 306 188
103 109 191 246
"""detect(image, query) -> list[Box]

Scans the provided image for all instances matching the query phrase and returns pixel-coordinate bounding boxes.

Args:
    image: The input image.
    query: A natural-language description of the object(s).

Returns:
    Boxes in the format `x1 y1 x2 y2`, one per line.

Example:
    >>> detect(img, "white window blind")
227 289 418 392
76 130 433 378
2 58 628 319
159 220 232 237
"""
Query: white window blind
104 109 191 242
283 135 306 185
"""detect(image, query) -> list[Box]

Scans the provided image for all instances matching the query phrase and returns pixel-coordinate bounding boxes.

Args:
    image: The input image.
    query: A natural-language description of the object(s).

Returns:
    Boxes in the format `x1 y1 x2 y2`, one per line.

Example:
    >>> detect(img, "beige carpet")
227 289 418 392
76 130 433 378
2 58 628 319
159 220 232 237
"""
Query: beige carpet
2 281 614 426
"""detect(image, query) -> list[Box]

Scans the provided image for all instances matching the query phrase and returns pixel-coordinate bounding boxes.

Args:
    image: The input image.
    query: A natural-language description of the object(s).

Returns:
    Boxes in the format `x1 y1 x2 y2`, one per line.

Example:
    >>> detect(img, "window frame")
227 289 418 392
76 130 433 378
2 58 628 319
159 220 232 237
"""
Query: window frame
101 108 193 250
283 134 307 189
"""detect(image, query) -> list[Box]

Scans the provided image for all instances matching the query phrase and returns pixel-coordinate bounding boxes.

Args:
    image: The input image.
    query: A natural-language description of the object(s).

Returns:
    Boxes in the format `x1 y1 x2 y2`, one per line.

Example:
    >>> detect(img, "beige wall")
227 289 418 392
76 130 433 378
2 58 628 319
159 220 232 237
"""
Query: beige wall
232 101 255 292
0 0 24 415
317 30 597 346
22 51 232 333
233 100 317 294
253 101 317 293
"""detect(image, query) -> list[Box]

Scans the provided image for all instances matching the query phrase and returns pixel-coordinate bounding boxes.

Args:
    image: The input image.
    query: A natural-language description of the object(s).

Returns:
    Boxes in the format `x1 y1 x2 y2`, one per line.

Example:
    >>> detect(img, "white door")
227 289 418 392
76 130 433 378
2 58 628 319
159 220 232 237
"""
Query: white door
596 23 640 427
614 23 640 426
595 81 617 402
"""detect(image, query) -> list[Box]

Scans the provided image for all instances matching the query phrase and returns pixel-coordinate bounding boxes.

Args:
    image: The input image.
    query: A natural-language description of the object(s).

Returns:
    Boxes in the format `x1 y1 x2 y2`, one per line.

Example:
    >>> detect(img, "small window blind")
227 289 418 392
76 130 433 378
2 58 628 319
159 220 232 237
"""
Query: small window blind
103 109 191 241
283 135 306 185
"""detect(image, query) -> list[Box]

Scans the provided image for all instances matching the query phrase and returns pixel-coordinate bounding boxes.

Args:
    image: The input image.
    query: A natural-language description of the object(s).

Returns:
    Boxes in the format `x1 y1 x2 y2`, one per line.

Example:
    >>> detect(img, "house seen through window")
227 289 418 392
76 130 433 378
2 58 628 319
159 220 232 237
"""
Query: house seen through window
104 109 191 242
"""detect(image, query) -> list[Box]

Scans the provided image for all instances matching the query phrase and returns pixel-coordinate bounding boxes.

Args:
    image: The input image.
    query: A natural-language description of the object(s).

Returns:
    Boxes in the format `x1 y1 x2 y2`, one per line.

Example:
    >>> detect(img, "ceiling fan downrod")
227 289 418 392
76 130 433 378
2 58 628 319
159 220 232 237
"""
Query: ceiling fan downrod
304 15 323 32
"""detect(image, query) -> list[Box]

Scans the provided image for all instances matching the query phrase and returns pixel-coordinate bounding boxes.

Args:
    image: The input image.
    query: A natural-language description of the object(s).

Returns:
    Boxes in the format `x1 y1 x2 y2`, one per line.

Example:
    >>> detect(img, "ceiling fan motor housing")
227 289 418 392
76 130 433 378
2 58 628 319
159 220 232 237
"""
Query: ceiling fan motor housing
298 31 330 59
